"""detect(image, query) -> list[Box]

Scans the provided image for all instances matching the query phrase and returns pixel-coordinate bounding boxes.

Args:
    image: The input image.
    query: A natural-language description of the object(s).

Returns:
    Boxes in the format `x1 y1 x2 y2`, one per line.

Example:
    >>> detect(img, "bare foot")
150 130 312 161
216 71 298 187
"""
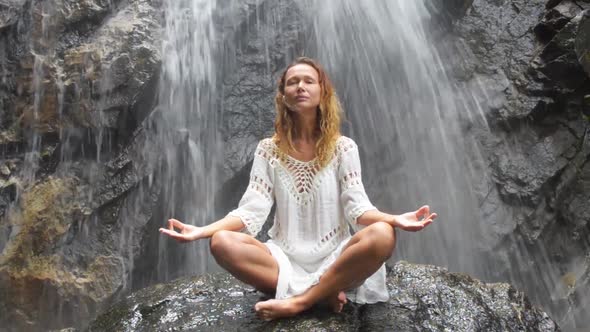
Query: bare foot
254 297 308 321
326 291 347 313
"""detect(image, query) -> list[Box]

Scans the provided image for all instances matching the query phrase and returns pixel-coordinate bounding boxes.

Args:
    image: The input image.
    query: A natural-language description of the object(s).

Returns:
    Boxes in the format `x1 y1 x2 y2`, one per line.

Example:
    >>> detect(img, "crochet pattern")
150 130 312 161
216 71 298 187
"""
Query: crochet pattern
227 136 388 304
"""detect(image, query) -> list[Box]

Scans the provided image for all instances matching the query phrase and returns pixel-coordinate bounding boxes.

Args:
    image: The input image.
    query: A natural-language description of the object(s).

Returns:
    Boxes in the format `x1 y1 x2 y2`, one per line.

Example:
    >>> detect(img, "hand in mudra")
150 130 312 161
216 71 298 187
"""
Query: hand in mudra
159 218 205 242
394 205 437 232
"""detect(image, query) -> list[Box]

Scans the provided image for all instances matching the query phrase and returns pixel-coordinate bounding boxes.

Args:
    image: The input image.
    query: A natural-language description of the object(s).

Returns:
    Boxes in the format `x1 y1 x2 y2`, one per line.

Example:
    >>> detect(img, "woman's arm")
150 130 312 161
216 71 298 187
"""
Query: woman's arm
159 215 245 242
201 215 245 237
161 140 275 242
357 205 437 232
356 209 394 226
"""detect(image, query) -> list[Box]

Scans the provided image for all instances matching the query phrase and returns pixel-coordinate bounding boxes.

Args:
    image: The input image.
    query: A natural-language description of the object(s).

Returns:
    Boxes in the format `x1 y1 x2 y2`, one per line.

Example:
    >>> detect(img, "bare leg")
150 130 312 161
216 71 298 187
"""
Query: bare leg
210 230 279 294
211 231 346 311
254 221 396 320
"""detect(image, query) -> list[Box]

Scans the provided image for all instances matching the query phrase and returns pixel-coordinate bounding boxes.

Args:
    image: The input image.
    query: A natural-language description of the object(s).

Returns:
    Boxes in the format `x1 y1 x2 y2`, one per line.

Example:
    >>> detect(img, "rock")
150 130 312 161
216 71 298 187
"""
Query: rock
438 0 475 19
60 0 116 27
362 262 558 331
220 0 303 182
546 0 564 9
90 272 360 331
424 0 475 33
0 177 89 330
492 128 577 207
0 0 163 328
453 0 549 119
447 0 590 329
59 0 161 133
0 0 24 31
0 179 16 248
4 0 161 150
575 10 590 77
532 10 590 91
0 163 10 176
88 262 559 332
0 123 166 330
445 0 475 17
534 1 580 43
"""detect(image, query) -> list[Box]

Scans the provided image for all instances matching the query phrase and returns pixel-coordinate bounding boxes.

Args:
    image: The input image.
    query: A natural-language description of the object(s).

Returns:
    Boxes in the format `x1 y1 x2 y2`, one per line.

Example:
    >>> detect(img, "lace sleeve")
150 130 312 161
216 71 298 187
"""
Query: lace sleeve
226 140 275 236
338 137 376 225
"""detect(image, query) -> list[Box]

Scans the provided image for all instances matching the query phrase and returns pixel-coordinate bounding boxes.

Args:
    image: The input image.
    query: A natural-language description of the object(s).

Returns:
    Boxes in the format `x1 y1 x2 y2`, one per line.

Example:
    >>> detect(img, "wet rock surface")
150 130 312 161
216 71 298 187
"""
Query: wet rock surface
446 0 590 329
575 10 590 76
0 0 163 330
0 0 25 30
88 261 558 332
218 0 304 184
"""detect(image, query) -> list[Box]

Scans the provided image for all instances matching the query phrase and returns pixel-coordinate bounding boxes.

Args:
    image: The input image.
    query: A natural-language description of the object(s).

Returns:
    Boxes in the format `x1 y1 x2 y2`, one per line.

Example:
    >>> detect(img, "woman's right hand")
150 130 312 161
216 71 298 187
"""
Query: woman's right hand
159 218 205 242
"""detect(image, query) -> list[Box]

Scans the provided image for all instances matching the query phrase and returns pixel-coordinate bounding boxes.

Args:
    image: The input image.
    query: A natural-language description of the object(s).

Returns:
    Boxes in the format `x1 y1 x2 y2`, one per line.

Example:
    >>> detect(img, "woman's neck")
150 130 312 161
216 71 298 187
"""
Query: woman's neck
293 108 318 142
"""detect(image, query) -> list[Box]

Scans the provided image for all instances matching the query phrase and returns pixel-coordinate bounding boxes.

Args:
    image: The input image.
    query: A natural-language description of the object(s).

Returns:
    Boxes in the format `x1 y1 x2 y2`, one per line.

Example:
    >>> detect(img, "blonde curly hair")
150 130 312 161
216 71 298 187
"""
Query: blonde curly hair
272 57 342 169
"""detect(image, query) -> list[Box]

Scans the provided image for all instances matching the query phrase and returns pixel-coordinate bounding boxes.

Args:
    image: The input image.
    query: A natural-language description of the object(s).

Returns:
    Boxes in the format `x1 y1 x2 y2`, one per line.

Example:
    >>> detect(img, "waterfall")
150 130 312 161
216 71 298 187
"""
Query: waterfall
153 0 223 282
23 0 58 183
296 1 586 329
300 0 493 276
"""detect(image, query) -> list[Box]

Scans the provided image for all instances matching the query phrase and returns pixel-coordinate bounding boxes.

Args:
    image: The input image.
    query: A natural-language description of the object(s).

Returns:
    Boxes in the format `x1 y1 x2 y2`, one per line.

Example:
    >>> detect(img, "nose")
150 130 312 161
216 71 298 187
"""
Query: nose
297 81 305 90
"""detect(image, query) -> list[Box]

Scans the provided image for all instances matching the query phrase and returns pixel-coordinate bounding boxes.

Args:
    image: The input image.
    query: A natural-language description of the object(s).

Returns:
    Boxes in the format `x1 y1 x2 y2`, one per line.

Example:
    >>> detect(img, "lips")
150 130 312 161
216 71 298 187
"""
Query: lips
295 96 309 101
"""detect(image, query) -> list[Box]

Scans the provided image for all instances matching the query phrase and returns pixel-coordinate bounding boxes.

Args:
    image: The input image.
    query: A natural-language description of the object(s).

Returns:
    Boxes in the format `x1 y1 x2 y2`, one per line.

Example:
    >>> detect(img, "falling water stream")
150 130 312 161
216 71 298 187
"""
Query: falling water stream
153 0 222 282
24 0 56 183
303 0 491 273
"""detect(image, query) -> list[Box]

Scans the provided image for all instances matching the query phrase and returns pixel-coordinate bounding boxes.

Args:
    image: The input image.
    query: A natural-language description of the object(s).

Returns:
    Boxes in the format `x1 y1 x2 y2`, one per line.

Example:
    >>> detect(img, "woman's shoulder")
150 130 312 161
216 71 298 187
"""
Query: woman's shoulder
256 137 277 150
335 135 358 154
254 138 278 161
336 135 355 145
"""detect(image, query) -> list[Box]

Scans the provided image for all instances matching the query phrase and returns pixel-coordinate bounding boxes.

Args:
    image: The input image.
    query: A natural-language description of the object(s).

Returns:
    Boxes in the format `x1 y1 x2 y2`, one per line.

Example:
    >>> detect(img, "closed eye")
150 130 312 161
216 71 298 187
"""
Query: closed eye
286 76 317 85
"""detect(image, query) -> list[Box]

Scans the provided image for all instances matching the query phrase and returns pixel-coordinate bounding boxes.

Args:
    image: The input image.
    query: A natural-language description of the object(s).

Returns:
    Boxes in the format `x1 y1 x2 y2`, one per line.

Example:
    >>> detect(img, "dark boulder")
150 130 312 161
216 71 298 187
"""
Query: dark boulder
88 261 559 332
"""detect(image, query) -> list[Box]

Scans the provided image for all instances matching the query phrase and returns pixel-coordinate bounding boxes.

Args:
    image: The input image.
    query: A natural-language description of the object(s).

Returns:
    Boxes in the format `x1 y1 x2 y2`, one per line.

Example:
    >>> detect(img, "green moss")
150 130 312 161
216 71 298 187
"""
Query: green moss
2 177 79 269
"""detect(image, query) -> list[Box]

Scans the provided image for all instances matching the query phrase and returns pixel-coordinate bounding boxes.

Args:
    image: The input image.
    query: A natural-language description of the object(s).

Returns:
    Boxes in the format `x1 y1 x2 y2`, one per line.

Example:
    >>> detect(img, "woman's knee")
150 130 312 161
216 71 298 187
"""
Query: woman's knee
209 230 237 258
364 221 396 259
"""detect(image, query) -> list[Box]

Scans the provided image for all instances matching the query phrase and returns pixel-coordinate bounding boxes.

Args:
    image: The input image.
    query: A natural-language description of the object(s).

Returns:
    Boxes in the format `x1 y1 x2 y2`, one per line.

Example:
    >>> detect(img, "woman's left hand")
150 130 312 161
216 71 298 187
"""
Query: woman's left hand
392 205 437 232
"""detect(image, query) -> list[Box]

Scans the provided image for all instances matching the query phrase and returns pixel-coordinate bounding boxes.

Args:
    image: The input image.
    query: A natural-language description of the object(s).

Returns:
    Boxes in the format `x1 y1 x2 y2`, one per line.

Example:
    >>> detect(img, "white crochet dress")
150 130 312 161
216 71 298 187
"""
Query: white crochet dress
227 136 388 303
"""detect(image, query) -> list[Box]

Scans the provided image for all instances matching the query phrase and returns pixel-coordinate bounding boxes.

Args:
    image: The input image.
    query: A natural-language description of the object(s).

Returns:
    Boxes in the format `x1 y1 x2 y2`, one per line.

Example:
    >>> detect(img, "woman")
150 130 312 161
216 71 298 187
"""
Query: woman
159 57 437 320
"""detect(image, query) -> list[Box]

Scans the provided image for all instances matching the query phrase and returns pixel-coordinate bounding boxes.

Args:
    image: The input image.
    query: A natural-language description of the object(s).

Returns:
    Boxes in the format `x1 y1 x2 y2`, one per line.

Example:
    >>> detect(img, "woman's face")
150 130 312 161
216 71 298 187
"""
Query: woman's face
283 64 321 113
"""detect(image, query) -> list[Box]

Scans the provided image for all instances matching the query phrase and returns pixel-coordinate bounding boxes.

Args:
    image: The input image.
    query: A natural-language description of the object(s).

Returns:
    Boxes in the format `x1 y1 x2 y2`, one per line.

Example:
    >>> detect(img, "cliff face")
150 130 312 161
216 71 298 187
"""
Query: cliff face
443 0 589 329
0 0 164 329
0 0 588 330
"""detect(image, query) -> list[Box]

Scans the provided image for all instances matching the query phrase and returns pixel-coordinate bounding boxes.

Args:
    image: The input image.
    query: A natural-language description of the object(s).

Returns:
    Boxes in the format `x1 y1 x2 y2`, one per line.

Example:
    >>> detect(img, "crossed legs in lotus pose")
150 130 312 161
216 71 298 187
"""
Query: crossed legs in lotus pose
209 221 396 320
